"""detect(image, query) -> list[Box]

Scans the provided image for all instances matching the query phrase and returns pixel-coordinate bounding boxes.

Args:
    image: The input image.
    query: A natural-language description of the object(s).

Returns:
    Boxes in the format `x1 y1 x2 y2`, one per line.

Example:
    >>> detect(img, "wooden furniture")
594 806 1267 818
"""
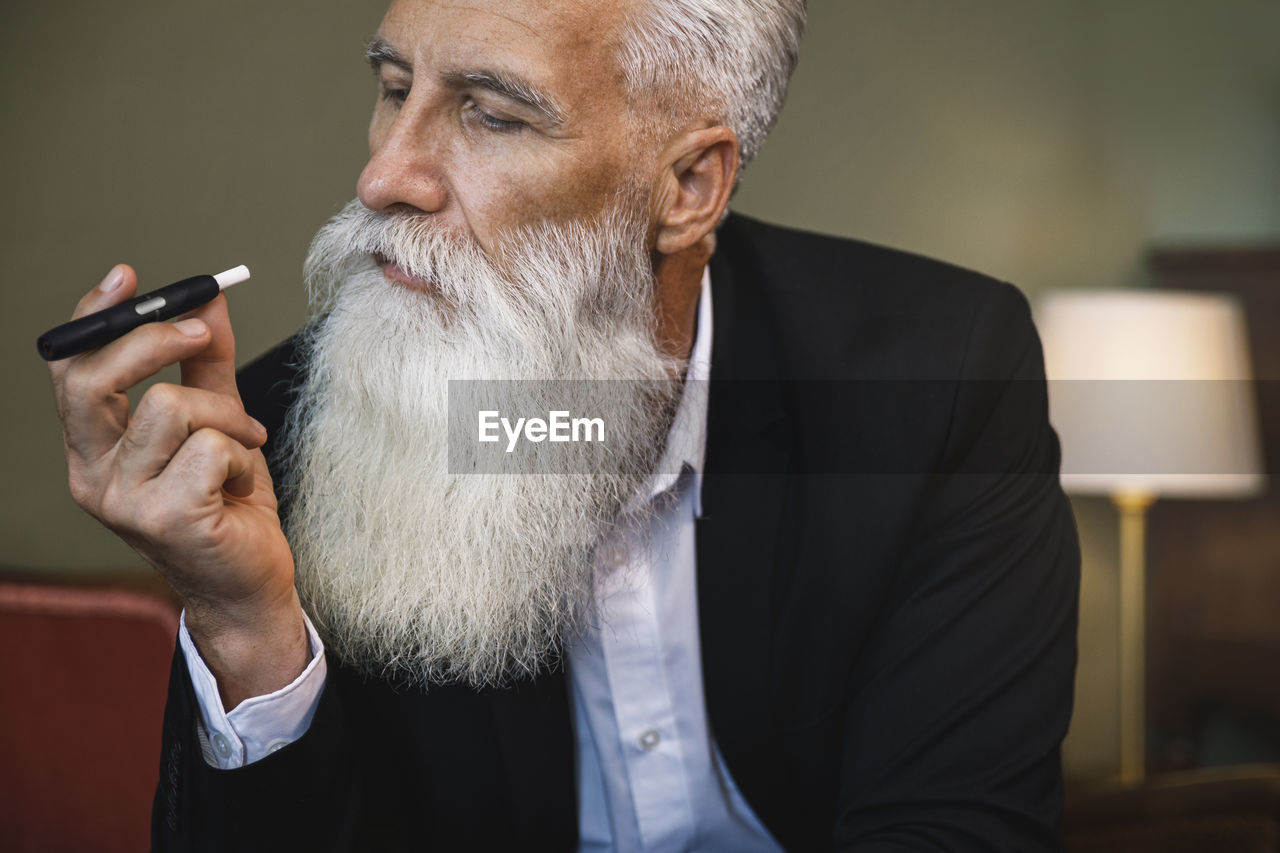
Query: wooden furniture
1061 247 1280 848
1145 247 1280 775
1062 765 1280 852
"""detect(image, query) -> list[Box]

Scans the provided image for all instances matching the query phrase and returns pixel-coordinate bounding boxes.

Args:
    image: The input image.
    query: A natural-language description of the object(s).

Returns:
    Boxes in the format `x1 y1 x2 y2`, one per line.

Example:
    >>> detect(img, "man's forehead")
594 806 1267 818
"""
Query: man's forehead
378 0 633 64
376 0 637 128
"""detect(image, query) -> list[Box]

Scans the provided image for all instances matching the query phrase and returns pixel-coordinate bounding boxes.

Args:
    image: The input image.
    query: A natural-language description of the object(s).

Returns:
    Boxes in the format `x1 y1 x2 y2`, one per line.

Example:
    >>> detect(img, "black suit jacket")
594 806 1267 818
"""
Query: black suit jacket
154 213 1079 851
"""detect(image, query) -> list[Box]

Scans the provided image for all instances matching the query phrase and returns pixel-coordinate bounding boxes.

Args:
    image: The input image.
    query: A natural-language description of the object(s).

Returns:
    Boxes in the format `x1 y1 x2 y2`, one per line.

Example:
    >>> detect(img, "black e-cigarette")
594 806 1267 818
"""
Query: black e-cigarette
37 265 250 361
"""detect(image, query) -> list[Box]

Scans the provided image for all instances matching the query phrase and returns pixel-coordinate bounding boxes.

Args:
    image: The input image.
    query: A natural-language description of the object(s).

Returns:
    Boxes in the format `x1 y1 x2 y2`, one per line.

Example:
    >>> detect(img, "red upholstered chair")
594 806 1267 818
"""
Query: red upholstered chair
0 577 180 853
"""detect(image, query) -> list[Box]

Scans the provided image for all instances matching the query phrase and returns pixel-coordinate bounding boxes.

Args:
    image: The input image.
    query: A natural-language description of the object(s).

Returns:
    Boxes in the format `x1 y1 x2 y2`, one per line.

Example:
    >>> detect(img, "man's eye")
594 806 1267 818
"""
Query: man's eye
380 85 409 106
465 100 525 134
479 112 524 133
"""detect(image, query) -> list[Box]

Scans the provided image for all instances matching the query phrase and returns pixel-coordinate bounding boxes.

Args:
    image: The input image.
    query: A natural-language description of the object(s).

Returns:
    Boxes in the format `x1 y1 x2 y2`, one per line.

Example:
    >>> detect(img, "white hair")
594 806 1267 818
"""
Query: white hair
619 0 807 179
285 198 682 686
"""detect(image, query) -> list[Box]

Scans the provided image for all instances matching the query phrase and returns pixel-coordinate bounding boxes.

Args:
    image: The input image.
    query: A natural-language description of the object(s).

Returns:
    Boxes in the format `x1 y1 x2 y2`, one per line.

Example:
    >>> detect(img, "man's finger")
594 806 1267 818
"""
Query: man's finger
114 383 267 487
70 264 138 319
57 320 216 463
157 427 259 509
180 293 243 405
48 264 140 384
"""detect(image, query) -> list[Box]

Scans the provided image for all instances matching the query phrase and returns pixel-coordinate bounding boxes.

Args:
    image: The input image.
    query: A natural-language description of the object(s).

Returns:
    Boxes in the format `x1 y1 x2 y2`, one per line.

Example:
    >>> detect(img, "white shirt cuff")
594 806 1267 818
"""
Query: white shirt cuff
179 609 327 769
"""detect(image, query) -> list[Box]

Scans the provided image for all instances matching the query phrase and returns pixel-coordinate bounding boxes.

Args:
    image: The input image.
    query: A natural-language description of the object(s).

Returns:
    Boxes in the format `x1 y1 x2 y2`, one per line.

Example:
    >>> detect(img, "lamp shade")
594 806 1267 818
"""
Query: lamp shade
1037 290 1264 498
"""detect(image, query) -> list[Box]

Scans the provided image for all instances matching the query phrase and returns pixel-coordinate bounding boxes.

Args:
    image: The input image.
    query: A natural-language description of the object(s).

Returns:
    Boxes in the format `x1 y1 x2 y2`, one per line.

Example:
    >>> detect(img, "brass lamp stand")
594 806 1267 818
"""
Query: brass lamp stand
1113 489 1155 784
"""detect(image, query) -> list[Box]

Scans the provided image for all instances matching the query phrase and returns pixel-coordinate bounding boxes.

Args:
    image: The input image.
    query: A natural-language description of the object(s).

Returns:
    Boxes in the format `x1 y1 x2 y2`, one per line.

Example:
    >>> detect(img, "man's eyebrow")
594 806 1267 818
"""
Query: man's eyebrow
442 69 568 127
366 37 411 73
365 37 567 127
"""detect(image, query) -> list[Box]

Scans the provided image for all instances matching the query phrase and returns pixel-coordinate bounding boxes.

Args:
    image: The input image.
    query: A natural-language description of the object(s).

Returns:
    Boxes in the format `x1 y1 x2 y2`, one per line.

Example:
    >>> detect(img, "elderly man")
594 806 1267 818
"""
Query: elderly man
49 0 1078 849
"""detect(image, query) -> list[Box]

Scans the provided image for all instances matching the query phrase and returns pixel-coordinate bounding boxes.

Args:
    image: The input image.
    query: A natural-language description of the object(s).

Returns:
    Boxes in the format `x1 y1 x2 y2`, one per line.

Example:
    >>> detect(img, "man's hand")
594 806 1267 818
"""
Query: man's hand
49 264 309 709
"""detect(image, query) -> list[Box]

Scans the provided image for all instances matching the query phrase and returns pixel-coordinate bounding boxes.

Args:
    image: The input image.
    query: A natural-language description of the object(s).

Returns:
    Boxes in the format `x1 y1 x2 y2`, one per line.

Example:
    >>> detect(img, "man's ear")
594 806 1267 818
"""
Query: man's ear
651 126 739 256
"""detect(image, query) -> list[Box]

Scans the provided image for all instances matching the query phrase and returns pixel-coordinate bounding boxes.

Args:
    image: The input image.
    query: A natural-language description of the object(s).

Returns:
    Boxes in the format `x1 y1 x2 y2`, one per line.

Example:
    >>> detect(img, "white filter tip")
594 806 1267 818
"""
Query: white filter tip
214 264 251 290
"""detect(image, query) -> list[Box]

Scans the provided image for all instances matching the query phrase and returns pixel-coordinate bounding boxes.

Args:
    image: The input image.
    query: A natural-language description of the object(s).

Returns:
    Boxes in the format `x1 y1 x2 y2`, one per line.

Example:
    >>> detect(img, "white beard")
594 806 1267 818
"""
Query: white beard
281 199 682 687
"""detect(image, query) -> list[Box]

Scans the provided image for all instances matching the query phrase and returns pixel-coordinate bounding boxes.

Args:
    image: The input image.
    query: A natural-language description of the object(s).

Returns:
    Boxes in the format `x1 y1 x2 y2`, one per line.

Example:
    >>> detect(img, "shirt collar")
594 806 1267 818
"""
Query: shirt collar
638 266 712 517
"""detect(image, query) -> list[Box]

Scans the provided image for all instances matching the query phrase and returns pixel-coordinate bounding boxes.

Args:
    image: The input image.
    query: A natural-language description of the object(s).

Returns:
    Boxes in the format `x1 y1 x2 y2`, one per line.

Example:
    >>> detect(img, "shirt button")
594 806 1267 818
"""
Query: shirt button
639 729 661 751
212 732 233 759
265 739 289 755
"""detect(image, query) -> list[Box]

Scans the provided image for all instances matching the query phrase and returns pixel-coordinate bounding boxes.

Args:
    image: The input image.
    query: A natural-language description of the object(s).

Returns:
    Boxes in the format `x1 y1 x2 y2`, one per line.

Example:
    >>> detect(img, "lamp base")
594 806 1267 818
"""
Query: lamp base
1113 490 1156 785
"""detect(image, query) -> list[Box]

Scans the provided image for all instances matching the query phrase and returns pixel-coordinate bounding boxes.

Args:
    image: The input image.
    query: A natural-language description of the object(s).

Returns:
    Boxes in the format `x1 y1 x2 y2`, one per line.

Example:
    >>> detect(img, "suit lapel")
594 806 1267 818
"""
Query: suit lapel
697 219 792 825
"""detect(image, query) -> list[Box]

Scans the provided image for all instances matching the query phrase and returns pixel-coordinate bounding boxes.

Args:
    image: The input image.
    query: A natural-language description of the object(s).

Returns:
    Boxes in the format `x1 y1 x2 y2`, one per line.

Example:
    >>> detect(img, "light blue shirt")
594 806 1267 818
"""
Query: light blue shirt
181 269 781 851
568 270 779 851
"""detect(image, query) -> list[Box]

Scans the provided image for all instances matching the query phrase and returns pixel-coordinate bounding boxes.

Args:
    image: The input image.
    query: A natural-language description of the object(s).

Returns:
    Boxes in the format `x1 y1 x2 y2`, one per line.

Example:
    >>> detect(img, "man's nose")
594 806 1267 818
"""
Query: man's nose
357 112 449 215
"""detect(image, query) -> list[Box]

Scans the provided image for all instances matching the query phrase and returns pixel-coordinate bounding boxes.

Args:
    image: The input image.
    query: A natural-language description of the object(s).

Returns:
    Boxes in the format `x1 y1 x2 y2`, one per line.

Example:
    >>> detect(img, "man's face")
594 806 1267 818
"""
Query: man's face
358 0 645 277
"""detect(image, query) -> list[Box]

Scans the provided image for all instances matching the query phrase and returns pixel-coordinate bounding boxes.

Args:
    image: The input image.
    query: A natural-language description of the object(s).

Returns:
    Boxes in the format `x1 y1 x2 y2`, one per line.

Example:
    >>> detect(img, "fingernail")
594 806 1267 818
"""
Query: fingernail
98 265 126 293
174 319 207 337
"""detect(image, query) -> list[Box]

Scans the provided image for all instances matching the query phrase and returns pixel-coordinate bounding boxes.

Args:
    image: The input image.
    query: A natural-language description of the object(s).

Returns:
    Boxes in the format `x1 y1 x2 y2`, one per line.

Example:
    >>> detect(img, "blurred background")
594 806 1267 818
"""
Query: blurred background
2 1 1278 849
